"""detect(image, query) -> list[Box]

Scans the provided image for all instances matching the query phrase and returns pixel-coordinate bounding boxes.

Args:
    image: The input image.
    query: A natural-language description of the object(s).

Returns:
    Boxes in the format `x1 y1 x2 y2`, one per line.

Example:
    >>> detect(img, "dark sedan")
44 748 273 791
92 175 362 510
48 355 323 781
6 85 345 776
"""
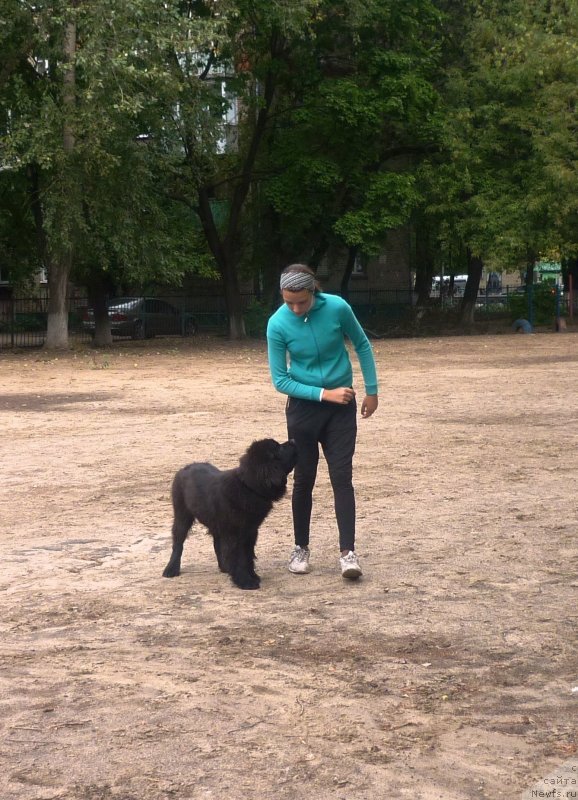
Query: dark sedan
83 297 199 339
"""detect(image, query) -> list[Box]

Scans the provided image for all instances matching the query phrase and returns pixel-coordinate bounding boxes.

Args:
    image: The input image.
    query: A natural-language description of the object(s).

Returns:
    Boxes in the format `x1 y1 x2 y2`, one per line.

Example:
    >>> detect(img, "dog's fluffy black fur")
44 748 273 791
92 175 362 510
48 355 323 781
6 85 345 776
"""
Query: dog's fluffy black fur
162 438 297 590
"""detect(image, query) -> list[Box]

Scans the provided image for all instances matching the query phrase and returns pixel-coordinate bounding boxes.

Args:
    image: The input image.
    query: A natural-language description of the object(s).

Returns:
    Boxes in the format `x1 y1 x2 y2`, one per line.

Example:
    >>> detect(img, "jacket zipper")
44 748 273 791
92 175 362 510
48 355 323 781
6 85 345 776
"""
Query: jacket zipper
306 314 325 387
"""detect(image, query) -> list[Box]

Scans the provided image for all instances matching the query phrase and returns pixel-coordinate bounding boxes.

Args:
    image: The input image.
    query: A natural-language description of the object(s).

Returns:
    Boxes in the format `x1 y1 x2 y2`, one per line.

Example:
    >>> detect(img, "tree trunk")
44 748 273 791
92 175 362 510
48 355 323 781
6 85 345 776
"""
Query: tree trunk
308 236 329 273
197 188 247 339
45 16 76 349
340 246 358 300
193 47 278 339
220 236 245 338
87 280 113 347
27 164 51 273
45 255 71 348
222 256 246 338
29 163 71 348
222 66 276 338
525 249 537 287
460 251 483 326
413 222 434 306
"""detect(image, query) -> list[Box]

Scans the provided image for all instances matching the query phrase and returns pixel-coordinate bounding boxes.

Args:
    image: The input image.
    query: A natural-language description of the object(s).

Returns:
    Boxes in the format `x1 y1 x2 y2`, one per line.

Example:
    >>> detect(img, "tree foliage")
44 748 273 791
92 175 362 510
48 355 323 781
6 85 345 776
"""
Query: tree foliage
261 0 442 272
418 0 578 290
1 0 577 342
0 0 223 344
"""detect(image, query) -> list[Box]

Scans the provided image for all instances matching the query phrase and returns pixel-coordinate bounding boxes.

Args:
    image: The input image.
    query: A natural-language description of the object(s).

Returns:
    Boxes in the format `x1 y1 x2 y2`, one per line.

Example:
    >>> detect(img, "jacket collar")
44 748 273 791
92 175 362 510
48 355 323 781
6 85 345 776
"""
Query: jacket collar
282 292 326 321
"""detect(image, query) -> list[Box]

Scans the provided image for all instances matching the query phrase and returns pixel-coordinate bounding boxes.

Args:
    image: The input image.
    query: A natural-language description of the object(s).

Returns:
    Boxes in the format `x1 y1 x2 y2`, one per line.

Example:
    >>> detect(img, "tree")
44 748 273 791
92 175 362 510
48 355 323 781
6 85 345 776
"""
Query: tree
417 0 578 325
170 0 323 337
0 170 38 287
258 0 443 292
165 0 444 333
6 0 575 343
0 0 224 347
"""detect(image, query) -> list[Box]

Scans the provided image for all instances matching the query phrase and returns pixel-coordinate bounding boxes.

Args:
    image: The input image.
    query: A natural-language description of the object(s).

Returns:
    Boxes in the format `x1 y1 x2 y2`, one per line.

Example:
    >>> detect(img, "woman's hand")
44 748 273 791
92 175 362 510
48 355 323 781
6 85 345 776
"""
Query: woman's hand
361 395 378 418
322 387 356 405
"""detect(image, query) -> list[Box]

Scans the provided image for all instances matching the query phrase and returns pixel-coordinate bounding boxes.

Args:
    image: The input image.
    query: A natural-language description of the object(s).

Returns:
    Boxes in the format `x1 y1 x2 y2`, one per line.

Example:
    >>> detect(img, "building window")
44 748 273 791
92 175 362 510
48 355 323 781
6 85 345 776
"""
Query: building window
216 82 239 153
352 252 368 277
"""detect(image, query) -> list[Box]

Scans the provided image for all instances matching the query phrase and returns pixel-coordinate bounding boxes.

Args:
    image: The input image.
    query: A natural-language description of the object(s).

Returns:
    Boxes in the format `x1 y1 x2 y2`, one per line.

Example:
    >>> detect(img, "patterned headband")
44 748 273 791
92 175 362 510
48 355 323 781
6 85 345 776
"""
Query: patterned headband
280 271 316 292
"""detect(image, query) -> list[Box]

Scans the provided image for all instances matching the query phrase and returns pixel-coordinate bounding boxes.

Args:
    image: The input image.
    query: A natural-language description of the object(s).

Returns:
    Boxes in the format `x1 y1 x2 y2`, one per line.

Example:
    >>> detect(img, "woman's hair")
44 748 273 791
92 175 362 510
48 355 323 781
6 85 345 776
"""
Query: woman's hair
280 263 321 293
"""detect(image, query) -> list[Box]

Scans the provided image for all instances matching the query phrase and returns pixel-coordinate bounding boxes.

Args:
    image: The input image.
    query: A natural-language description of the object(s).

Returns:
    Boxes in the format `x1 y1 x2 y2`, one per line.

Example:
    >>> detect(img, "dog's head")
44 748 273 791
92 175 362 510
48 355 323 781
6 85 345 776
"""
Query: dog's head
239 438 298 500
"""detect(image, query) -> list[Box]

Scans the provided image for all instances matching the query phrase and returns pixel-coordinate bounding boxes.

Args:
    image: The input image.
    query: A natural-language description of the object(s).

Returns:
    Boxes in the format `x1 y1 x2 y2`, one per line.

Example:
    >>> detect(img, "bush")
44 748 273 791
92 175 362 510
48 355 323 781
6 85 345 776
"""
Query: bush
13 312 47 331
1 311 84 333
509 283 561 326
243 300 270 338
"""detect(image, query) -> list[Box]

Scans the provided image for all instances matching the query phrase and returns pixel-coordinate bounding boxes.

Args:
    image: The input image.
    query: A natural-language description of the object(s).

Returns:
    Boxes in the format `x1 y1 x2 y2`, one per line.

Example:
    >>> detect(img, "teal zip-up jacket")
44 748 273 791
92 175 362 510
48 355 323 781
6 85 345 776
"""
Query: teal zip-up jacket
266 293 378 402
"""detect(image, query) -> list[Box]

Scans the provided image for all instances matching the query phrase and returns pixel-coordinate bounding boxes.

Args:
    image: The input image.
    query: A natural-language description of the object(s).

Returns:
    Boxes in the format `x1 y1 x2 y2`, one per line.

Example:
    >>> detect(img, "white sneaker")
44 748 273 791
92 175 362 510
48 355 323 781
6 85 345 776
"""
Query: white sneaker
288 546 311 574
340 551 362 579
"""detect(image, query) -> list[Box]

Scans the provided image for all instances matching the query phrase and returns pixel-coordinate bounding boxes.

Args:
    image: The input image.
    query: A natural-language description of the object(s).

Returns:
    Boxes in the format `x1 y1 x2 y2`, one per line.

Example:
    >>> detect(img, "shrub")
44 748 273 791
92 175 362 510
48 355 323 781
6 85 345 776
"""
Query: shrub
509 283 561 326
243 300 270 338
13 312 47 331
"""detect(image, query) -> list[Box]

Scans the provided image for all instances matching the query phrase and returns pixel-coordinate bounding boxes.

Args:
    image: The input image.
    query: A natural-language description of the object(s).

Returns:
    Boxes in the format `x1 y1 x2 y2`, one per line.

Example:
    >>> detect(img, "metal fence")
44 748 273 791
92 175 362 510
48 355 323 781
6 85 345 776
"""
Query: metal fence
0 292 231 349
346 288 414 322
0 288 416 349
0 292 81 349
1 285 574 349
473 284 577 324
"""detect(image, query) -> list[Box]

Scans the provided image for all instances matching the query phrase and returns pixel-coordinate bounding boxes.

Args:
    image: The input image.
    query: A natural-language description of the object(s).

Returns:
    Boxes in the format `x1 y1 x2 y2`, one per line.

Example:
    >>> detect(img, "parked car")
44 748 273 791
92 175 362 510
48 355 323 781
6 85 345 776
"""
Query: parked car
83 297 199 339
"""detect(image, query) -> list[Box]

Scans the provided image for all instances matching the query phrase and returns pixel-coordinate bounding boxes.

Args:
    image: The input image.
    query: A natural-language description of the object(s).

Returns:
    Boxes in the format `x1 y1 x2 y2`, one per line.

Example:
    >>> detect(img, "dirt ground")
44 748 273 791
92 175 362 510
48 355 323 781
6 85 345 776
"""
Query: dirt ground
1 332 577 800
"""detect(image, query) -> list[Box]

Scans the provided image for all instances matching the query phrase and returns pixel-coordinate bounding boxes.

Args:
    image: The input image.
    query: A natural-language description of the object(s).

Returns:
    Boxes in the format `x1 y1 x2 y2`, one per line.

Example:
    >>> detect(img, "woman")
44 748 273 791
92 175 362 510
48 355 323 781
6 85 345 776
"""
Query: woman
266 263 378 579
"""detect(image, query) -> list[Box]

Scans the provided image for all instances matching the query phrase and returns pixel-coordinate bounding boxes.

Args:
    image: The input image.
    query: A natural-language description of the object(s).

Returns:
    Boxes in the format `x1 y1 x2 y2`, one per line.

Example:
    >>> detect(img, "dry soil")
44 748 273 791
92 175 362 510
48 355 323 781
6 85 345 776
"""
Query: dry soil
0 332 577 800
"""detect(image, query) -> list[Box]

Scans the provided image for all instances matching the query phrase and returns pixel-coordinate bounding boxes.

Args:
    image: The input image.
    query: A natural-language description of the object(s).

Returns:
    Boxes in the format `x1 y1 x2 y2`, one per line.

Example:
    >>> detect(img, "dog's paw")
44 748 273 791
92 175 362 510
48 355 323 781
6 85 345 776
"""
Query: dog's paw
162 565 180 578
234 575 261 590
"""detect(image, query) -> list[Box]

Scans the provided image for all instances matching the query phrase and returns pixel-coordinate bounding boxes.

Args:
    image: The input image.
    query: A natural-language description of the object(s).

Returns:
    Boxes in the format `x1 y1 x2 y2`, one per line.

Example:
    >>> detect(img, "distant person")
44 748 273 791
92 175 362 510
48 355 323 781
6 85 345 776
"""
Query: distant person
266 264 378 580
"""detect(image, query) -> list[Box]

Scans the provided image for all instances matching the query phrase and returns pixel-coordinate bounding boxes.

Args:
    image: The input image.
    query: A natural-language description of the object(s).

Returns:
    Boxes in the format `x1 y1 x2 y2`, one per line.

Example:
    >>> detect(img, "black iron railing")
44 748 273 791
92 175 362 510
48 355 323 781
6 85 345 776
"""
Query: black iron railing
1 285 574 348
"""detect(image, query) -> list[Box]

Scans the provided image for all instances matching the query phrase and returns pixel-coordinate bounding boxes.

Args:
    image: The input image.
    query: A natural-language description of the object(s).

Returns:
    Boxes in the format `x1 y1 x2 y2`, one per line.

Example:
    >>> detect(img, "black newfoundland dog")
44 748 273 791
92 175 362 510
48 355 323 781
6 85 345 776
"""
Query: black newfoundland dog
162 438 297 590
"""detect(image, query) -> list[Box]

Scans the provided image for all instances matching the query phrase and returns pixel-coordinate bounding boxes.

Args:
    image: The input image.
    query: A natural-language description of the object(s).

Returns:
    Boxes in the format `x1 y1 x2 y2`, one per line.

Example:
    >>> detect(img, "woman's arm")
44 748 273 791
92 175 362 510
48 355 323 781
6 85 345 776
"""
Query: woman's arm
340 305 378 396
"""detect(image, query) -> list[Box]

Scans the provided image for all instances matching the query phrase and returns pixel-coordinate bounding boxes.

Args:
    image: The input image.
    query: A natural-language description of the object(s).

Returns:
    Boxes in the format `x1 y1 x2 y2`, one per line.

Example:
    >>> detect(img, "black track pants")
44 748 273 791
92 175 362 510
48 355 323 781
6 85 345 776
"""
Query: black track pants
286 396 357 552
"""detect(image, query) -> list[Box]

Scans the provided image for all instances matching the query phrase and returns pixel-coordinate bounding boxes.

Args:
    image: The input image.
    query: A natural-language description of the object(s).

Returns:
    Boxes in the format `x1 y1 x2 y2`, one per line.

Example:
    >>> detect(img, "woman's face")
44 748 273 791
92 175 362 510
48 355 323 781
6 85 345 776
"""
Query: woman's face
282 289 314 317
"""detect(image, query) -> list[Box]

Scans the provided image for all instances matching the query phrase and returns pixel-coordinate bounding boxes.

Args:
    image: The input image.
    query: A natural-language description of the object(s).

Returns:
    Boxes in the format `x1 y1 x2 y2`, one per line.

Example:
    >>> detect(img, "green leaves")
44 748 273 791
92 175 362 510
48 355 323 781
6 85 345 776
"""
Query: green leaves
0 0 229 291
259 0 442 266
420 0 578 272
5 0 574 312
334 173 420 253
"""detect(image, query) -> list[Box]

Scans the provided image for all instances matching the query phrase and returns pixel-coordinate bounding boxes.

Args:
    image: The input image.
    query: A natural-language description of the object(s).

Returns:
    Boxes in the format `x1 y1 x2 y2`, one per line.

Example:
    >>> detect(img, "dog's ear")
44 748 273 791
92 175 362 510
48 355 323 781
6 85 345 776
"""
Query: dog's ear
263 462 288 491
239 439 288 496
242 439 277 463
